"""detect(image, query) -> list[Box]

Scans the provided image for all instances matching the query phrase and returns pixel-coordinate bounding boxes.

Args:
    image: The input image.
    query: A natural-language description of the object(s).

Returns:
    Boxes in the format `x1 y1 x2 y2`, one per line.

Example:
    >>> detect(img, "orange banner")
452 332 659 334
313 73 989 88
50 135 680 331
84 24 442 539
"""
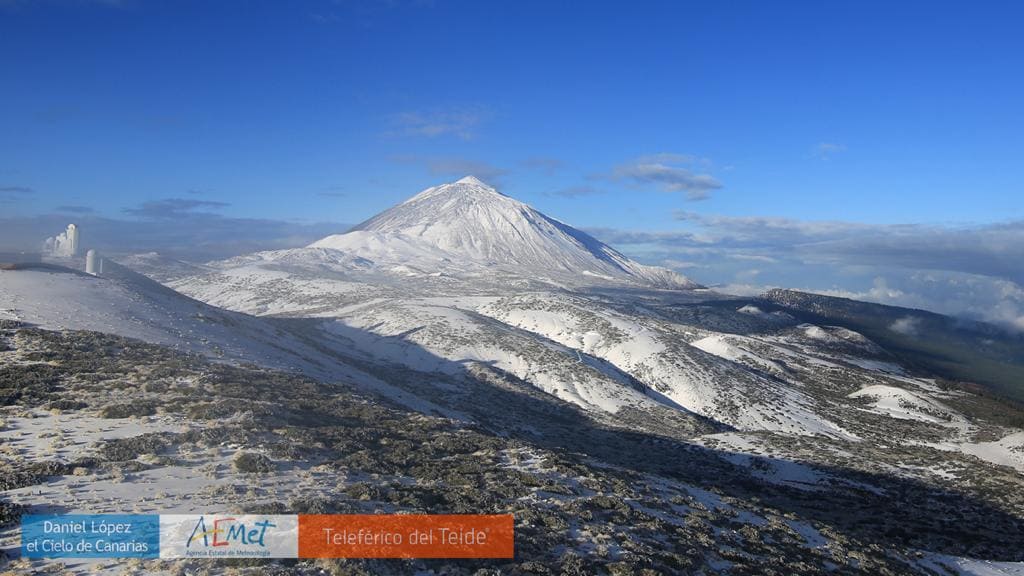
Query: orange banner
297 514 514 558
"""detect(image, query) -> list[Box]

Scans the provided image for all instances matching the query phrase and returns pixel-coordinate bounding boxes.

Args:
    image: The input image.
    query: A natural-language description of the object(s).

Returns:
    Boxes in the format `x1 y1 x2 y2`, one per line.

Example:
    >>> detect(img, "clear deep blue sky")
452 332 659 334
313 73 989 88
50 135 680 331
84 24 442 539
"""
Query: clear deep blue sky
3 0 1022 230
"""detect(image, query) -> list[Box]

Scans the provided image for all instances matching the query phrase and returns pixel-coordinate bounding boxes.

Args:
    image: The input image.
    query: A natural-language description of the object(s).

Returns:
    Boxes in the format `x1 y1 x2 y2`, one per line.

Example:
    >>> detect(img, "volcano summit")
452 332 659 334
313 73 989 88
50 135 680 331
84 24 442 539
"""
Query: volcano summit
307 176 698 289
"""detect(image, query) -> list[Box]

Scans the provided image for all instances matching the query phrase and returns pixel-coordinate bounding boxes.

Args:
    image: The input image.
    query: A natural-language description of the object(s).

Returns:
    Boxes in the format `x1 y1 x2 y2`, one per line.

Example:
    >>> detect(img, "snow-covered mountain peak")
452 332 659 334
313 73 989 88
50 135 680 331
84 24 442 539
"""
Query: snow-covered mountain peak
455 175 490 187
309 177 699 289
388 175 507 211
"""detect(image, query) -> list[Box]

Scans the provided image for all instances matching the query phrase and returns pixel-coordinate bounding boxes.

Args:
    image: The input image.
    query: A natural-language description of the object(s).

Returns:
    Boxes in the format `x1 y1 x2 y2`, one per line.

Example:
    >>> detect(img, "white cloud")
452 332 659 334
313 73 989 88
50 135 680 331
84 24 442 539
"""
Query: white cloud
889 316 922 336
715 283 771 297
611 154 722 200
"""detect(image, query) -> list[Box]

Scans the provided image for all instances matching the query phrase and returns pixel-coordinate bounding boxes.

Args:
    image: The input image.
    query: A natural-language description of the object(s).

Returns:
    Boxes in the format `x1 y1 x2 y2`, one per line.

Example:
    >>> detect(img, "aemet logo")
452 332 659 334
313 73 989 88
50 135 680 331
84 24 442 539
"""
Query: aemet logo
159 515 299 558
186 516 276 549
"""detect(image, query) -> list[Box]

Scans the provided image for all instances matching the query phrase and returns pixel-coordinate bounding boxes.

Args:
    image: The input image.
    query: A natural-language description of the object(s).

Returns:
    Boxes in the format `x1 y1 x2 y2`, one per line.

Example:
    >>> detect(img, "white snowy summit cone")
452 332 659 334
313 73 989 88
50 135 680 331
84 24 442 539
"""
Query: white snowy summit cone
310 176 699 289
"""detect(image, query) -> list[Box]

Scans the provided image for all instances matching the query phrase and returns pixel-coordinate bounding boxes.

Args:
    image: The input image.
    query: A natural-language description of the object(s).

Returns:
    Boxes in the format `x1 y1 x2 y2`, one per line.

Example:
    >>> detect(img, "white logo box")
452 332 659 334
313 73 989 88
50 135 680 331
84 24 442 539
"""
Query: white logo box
159 515 298 559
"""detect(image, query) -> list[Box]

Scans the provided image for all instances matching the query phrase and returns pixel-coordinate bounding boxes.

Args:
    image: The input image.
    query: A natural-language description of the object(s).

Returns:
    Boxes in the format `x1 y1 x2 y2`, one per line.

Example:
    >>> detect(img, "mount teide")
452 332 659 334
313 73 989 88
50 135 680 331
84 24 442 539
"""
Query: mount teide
308 176 699 289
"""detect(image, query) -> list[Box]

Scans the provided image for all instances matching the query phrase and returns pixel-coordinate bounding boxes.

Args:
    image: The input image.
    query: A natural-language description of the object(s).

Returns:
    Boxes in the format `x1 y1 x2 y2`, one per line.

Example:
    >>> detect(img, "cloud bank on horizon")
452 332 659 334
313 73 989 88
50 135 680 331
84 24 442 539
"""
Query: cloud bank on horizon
588 215 1024 333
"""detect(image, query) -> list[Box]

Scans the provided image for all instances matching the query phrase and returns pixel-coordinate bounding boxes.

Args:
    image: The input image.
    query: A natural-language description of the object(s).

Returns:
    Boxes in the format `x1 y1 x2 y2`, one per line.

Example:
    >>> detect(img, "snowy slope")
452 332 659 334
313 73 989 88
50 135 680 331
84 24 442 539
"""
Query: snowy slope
310 176 698 289
0 263 458 417
0 264 280 358
111 252 211 283
169 247 385 315
318 299 676 415
478 293 854 437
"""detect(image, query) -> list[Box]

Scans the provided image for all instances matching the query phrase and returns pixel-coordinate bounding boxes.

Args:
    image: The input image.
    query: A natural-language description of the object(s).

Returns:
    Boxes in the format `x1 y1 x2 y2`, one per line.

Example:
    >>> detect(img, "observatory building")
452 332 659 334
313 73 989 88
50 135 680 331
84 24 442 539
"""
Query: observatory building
42 223 82 258
65 224 79 256
85 249 103 276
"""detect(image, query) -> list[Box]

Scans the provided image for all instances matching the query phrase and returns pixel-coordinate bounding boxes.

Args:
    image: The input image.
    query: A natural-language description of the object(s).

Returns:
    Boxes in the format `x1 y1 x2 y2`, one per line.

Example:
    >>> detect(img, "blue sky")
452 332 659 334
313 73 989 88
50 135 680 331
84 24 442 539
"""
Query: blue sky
2 0 1023 329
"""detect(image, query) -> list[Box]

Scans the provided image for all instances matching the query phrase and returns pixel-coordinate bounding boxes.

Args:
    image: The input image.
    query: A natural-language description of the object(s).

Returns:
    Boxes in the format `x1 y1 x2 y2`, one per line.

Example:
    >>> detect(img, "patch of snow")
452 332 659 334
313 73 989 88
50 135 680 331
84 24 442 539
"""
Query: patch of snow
927 432 1024 474
848 385 960 425
919 555 1024 575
